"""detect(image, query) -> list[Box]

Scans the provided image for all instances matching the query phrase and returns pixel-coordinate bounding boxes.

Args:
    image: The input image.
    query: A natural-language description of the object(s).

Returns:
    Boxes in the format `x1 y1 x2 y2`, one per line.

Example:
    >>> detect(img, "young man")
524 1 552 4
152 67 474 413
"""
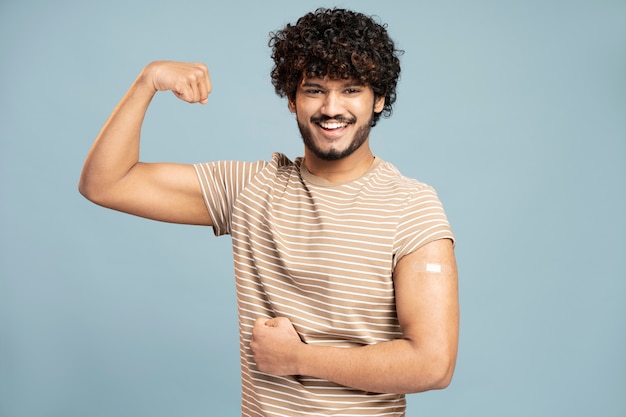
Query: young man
79 8 459 416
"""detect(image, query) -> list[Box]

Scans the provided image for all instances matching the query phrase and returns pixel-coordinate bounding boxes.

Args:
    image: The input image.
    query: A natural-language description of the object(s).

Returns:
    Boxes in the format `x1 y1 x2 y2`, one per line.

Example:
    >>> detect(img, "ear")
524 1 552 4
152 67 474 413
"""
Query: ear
288 99 296 113
374 95 385 114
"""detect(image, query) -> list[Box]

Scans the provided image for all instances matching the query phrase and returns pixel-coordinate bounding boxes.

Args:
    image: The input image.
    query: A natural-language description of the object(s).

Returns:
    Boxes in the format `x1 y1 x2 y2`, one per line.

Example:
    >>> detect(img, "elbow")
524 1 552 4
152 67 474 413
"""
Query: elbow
404 351 457 394
77 177 90 200
426 353 457 391
78 173 109 206
78 175 97 203
431 363 455 390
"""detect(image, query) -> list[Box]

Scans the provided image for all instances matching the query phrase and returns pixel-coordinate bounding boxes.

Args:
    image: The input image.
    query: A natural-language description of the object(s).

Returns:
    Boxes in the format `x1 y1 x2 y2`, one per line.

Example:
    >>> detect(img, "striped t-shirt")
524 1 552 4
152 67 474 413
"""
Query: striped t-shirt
194 152 454 416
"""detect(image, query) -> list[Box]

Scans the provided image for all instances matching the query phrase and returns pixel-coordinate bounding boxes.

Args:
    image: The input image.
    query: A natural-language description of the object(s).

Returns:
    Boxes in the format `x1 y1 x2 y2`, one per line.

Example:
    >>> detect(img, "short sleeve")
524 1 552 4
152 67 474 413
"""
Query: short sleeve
194 160 266 236
392 184 455 269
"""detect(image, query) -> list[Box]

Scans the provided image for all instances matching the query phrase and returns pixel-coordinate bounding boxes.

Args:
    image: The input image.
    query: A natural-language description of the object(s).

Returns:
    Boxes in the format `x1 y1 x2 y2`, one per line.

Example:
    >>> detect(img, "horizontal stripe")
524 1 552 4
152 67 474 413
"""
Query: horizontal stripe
194 153 453 416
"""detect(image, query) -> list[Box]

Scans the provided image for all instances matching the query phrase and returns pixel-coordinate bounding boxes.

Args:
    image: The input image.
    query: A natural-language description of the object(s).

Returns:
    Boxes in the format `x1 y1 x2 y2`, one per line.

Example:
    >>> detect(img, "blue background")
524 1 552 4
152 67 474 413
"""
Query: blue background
1 0 624 416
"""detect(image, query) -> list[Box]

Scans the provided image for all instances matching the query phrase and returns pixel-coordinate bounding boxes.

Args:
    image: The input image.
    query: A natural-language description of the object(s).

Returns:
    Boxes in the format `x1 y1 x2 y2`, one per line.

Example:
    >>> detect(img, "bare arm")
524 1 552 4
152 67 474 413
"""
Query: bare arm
250 238 459 394
78 61 213 225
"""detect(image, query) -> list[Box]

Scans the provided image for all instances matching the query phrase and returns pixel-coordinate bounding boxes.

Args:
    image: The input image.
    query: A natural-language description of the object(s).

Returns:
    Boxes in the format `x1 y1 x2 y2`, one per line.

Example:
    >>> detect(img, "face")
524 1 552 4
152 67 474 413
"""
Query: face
289 77 385 161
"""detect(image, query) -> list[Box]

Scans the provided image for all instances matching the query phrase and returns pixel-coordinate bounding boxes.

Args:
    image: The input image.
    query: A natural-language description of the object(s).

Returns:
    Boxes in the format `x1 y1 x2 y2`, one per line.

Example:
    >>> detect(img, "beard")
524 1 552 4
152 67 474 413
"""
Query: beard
297 114 374 161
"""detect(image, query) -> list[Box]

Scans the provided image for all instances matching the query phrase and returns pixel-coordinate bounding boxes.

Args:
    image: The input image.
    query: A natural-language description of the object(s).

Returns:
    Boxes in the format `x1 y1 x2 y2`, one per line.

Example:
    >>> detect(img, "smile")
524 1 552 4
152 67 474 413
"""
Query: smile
319 121 349 130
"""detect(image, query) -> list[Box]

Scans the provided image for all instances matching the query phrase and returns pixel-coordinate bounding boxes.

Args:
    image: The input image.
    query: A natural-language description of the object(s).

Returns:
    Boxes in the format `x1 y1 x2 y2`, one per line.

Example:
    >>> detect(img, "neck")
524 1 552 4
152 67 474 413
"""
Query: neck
303 143 375 183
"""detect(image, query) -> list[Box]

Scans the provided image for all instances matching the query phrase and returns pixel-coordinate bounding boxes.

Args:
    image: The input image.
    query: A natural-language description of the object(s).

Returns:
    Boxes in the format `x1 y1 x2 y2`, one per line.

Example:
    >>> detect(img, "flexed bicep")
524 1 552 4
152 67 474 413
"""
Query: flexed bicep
79 61 214 226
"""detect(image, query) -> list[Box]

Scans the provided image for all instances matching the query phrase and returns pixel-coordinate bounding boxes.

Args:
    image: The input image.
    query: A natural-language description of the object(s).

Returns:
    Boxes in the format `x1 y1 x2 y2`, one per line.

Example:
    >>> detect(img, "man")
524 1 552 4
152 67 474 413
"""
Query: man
79 8 458 416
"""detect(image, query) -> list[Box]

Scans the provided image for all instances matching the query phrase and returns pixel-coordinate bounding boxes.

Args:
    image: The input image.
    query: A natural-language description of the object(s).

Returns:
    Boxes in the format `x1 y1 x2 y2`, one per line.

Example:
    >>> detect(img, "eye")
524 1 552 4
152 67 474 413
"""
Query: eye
345 88 361 94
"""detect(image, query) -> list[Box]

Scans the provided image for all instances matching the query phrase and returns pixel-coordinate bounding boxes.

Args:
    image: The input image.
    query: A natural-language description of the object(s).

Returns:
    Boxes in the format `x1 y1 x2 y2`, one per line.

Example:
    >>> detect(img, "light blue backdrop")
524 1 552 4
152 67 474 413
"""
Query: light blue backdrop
1 0 624 416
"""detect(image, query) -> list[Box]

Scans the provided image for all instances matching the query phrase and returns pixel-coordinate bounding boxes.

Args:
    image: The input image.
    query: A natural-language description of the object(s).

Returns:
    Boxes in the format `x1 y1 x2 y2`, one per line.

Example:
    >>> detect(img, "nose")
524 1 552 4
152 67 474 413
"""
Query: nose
321 91 344 116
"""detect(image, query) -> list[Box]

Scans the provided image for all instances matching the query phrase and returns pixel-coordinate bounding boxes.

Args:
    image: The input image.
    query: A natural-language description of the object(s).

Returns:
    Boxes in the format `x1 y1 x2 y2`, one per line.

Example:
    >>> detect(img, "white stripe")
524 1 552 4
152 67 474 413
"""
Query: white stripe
194 154 453 415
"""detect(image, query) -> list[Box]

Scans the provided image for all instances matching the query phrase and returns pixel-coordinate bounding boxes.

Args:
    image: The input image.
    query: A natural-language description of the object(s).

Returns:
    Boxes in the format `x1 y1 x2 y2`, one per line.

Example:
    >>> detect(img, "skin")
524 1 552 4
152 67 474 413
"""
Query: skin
79 60 459 395
79 61 213 225
289 77 385 183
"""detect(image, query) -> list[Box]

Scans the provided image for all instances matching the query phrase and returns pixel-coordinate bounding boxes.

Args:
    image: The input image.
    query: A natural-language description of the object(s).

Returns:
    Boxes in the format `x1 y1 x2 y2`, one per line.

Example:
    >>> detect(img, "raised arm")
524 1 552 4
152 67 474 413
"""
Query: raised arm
78 61 212 225
250 238 459 394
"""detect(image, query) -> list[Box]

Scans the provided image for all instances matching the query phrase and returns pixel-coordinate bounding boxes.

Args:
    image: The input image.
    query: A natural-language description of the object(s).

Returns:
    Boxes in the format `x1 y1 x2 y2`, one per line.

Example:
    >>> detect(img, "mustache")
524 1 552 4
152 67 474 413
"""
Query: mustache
310 115 356 124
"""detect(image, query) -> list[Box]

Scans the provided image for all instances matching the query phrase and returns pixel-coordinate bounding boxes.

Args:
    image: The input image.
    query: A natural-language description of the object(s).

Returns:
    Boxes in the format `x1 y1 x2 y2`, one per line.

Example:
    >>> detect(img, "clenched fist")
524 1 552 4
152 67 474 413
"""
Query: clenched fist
250 317 305 376
140 61 211 104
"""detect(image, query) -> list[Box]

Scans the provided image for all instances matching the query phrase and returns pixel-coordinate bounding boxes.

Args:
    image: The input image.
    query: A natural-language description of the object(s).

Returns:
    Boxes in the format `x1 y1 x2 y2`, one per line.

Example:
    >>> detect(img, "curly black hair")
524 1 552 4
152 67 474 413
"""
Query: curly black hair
269 8 403 126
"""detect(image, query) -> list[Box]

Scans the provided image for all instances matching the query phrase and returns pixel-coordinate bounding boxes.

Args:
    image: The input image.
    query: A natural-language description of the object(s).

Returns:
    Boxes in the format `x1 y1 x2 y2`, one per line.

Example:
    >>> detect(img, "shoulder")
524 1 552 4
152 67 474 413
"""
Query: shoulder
372 159 438 196
194 152 293 177
254 152 299 181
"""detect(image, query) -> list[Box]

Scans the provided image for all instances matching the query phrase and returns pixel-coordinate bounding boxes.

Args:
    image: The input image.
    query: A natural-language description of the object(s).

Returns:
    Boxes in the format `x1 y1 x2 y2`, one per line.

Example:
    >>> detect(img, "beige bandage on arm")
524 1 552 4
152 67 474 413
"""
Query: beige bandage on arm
412 262 455 275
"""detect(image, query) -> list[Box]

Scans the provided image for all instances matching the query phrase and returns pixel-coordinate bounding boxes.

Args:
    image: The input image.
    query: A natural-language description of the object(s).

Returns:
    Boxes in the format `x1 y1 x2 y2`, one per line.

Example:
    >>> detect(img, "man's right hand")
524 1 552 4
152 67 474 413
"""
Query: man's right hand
141 61 212 104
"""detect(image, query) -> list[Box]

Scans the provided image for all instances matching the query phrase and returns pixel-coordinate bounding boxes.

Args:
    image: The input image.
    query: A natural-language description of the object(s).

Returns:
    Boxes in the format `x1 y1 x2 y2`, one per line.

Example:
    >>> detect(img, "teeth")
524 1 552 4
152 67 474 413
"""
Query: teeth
320 121 348 129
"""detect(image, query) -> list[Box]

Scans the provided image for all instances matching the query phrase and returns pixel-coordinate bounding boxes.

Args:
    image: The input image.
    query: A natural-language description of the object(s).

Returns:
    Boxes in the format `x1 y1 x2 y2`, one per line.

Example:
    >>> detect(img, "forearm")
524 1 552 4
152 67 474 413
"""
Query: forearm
251 253 460 395
78 70 156 199
294 338 456 394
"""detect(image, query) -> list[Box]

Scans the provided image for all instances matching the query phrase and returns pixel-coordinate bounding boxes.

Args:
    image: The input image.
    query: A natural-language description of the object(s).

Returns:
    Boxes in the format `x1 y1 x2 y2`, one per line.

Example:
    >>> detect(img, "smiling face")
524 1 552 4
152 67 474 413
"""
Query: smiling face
289 77 385 161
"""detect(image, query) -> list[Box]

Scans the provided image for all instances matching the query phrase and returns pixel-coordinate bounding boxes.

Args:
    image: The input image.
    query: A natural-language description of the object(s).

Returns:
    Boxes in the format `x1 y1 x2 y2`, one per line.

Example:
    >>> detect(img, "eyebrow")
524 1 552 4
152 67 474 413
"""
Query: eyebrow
301 81 324 88
300 79 367 89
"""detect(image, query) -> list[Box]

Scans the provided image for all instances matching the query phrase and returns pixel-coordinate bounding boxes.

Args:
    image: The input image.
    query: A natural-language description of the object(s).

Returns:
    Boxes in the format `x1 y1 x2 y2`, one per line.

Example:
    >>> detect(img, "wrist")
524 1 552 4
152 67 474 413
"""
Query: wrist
293 342 309 376
293 342 323 378
135 63 160 97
